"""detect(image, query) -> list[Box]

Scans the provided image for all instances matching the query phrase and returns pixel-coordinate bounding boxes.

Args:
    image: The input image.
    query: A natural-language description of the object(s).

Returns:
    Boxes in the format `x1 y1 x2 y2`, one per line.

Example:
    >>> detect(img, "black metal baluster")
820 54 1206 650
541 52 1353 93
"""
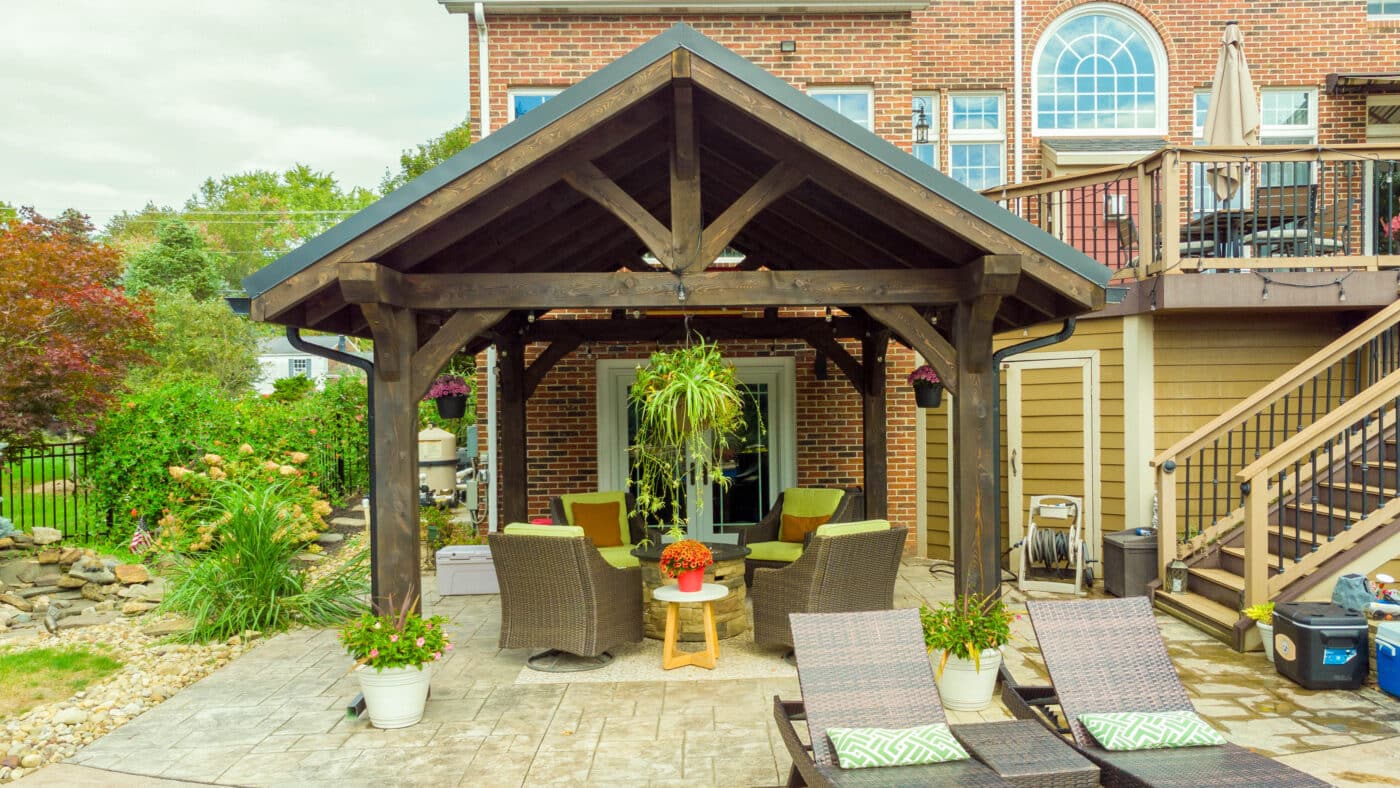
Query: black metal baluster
1212 439 1220 528
1294 458 1303 563
1226 430 1235 511
1328 436 1337 541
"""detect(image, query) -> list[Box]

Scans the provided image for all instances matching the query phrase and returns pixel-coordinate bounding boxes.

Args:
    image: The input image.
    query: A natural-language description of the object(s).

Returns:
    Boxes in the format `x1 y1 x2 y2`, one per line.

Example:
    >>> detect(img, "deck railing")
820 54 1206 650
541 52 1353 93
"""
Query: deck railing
986 144 1400 275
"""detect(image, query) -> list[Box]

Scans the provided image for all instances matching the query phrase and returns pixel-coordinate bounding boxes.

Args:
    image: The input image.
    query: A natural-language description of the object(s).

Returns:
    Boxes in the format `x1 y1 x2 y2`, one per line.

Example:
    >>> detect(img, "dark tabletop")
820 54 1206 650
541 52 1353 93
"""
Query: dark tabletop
630 541 751 562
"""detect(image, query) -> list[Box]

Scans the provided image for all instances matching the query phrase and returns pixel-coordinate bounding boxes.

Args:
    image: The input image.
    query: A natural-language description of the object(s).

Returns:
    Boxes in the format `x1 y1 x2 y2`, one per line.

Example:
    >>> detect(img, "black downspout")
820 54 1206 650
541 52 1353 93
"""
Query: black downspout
988 318 1077 583
286 327 378 605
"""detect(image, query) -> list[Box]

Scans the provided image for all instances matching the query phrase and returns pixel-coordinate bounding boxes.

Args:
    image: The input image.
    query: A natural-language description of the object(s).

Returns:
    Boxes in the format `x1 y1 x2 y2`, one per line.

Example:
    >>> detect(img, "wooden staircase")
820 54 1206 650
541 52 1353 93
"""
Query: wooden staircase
1152 300 1400 650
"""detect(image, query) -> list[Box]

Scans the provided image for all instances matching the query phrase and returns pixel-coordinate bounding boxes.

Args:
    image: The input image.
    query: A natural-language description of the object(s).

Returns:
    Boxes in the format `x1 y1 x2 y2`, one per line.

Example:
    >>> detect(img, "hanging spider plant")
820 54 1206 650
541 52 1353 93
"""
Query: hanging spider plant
628 336 748 538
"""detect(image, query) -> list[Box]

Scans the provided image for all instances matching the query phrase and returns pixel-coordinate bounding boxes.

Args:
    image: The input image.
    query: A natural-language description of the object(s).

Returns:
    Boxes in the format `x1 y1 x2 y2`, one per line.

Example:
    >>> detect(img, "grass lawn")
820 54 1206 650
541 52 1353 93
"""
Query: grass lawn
2 452 103 537
0 647 123 719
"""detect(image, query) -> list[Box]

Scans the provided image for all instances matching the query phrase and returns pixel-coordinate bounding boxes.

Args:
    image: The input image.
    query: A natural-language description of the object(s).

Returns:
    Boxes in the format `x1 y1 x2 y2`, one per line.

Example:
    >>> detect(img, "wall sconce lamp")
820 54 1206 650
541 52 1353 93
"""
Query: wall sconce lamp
779 40 797 53
912 97 931 145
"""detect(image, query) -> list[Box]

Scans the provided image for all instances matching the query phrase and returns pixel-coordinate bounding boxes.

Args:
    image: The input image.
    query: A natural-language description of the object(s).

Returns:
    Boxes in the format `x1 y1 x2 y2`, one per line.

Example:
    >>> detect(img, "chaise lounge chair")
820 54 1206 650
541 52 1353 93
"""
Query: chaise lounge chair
775 608 1099 787
1007 597 1326 787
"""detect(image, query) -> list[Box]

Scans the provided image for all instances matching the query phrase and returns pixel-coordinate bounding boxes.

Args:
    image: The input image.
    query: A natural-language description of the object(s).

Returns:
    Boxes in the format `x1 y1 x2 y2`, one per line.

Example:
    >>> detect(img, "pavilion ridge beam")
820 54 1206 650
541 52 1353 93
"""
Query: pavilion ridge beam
523 336 584 399
564 162 674 270
863 305 958 397
686 162 806 275
410 309 510 400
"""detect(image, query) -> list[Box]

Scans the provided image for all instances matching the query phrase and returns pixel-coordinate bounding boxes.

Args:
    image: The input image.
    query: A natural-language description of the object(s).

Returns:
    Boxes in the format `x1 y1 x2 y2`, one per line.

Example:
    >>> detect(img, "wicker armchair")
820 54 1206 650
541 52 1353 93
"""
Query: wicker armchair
548 491 651 545
738 487 863 585
751 522 906 651
488 526 643 671
1005 597 1327 787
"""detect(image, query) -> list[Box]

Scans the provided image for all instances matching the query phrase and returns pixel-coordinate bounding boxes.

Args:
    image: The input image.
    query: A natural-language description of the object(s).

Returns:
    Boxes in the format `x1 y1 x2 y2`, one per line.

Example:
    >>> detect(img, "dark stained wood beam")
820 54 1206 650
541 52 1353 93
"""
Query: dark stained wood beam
686 162 805 274
520 315 865 343
303 288 347 330
339 262 405 307
523 336 584 398
564 161 673 269
669 52 702 275
952 300 1000 598
862 304 958 397
366 305 421 613
410 309 510 400
358 302 406 382
498 332 529 523
862 330 890 520
802 328 863 392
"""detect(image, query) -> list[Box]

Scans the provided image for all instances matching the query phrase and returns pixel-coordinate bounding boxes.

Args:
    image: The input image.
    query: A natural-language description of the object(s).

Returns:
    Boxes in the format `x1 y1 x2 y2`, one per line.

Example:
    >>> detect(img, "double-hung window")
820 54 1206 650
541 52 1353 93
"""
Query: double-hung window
507 89 562 122
948 92 1005 191
289 357 310 377
912 92 939 170
808 87 875 131
1258 89 1317 188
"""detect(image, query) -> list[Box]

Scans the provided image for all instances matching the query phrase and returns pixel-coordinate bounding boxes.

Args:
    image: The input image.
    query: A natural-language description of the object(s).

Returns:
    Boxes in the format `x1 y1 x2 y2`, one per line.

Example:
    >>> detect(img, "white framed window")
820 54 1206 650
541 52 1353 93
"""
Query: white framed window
1368 95 1400 140
1370 0 1400 19
288 357 310 377
808 87 875 131
1189 91 1241 213
912 92 939 170
507 89 562 122
949 92 1005 191
1032 3 1168 135
1258 88 1317 188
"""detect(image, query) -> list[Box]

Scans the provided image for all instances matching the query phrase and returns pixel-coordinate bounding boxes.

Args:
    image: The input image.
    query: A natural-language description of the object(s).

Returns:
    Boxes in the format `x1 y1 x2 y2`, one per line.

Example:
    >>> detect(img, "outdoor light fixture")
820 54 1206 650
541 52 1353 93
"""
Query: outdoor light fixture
1167 559 1189 594
912 97 931 145
779 40 797 53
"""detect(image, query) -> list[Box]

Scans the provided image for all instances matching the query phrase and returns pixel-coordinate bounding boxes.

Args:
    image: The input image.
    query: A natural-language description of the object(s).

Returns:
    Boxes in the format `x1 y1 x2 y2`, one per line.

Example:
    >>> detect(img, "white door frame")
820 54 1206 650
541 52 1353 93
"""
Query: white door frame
596 357 797 535
1004 350 1102 569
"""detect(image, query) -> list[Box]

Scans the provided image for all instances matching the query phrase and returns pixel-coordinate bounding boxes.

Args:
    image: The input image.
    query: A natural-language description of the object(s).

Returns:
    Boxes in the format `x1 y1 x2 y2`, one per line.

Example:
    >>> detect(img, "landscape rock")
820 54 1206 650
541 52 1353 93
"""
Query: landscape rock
55 575 86 589
17 585 60 598
0 613 10 628
315 532 345 544
10 532 33 546
80 584 108 603
112 564 149 585
12 613 30 624
330 516 365 527
142 618 192 638
52 709 87 726
17 755 38 770
0 594 33 613
15 563 42 583
55 612 112 630
29 528 62 546
121 601 157 616
33 572 60 586
295 552 325 564
0 538 12 550
67 559 115 585
57 548 82 565
35 550 60 565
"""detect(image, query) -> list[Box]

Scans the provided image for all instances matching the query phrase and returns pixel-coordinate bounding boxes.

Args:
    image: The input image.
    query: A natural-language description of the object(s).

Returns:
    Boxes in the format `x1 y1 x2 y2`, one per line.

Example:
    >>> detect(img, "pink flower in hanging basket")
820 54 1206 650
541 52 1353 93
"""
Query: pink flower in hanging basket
423 374 470 401
907 365 941 386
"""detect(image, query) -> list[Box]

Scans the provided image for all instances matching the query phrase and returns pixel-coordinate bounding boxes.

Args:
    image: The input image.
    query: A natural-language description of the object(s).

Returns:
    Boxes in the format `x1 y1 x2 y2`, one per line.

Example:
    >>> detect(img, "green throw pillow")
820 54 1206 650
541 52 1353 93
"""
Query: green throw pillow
826 722 969 769
1078 711 1227 751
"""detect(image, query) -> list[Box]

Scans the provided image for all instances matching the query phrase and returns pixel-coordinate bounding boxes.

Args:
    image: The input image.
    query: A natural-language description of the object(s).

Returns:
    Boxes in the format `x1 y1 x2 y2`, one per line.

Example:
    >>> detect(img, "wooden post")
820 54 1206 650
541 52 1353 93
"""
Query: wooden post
1242 474 1268 608
1157 465 1178 584
365 304 421 614
1135 162 1152 281
1160 149 1182 275
498 332 529 523
952 300 999 598
862 330 890 520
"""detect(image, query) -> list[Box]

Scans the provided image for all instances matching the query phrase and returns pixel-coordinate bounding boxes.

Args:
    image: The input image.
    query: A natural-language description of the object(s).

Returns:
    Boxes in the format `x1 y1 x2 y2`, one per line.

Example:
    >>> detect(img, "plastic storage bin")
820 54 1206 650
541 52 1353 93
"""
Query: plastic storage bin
1273 602 1368 690
1378 621 1400 699
436 545 499 595
1102 530 1158 597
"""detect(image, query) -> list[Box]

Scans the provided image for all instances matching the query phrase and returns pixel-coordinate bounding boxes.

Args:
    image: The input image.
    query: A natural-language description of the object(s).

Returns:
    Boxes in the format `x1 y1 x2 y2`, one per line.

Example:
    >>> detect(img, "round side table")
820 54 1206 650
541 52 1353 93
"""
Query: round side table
651 582 730 670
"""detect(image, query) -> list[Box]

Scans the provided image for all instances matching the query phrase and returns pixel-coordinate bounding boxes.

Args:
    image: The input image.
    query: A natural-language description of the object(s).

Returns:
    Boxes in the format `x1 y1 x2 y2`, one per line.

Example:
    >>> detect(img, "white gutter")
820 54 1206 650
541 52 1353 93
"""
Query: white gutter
473 1 500 532
475 2 491 139
1013 0 1024 182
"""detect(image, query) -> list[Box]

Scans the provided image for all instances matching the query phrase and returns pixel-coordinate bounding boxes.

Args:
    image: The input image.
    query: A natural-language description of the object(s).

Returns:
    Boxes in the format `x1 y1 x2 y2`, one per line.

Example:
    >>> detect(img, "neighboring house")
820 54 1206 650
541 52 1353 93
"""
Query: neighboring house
254 335 370 395
436 0 1400 646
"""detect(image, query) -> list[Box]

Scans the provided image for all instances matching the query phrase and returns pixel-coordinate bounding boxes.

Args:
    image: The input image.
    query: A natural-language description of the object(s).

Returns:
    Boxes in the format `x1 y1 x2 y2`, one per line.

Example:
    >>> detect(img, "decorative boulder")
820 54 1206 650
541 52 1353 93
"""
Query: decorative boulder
30 527 62 545
113 564 150 585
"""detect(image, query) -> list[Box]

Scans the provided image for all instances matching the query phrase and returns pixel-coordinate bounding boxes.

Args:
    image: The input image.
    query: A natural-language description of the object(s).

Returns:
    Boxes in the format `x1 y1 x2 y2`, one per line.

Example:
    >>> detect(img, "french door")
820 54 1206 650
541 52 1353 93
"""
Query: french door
597 357 795 543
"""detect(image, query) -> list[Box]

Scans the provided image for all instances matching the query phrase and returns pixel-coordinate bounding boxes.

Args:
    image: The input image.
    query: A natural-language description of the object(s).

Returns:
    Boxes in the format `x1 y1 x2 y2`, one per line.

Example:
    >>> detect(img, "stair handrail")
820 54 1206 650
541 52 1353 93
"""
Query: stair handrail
1237 366 1400 607
1151 299 1400 582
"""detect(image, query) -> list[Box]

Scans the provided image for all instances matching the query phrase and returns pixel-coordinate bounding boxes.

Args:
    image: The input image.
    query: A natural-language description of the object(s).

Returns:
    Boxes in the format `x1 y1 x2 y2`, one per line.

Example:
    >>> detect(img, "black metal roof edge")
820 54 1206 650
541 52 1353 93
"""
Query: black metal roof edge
244 22 1109 300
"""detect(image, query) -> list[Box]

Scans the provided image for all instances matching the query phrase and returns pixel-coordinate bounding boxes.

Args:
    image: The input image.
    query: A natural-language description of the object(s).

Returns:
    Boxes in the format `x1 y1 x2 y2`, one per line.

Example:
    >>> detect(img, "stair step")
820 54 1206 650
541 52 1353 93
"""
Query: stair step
1314 480 1397 496
1348 460 1399 486
1185 565 1244 608
1187 566 1244 591
1217 545 1285 577
1154 590 1239 646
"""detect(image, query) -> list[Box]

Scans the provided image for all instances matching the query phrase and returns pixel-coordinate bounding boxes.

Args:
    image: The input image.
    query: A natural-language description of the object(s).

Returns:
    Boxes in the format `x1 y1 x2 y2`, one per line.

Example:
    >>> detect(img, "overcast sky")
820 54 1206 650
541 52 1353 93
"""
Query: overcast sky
1 1 469 222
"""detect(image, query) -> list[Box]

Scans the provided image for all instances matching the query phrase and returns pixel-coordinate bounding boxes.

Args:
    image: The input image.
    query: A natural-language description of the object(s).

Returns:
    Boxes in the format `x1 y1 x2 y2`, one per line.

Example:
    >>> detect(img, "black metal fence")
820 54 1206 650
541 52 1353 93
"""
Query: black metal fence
1 441 105 540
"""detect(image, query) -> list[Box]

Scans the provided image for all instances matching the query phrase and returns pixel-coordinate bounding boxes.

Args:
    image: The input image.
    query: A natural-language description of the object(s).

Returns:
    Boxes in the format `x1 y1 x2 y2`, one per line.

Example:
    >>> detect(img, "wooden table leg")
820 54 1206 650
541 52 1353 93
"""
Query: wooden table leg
661 600 718 670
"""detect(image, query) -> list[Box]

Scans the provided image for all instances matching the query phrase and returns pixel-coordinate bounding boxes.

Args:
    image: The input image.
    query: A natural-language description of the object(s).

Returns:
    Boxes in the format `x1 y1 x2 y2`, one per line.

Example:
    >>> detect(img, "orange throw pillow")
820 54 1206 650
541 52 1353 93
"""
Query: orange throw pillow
780 512 832 543
571 501 623 548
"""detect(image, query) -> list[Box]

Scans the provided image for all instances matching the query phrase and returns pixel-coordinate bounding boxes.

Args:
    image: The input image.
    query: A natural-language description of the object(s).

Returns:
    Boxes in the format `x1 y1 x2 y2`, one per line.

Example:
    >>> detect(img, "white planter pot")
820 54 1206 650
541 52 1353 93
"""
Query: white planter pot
1257 622 1275 663
356 664 432 729
932 648 1002 711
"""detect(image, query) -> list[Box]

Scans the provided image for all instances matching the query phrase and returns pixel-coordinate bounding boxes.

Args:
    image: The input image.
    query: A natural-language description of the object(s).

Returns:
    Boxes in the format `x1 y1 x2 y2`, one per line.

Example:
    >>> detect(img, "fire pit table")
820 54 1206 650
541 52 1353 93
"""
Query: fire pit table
631 541 750 642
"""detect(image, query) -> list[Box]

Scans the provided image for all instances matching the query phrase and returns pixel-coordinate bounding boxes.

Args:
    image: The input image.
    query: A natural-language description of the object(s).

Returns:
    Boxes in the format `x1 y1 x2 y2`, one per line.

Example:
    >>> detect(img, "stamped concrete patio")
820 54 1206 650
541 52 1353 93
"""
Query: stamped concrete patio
32 558 1400 787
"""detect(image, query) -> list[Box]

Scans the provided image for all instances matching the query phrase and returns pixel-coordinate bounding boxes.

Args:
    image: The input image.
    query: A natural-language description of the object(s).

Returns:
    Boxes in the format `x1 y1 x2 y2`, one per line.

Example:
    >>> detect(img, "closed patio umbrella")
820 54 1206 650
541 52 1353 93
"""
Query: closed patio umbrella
1203 21 1259 201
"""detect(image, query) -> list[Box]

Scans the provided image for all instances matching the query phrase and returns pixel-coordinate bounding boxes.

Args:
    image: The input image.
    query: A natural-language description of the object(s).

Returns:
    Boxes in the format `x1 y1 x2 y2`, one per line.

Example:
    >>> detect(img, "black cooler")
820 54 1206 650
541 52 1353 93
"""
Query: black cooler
1272 602 1368 690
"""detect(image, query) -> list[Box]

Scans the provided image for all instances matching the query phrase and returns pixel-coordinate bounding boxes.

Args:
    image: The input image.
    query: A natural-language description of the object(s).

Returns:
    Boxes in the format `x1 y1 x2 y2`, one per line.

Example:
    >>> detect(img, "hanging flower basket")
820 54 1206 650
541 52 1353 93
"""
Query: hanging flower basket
908 365 943 408
424 375 470 419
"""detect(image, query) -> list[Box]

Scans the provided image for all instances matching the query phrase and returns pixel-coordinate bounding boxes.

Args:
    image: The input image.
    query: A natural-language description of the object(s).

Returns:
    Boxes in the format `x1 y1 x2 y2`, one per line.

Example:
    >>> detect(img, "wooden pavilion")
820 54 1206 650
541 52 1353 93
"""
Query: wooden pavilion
243 24 1109 610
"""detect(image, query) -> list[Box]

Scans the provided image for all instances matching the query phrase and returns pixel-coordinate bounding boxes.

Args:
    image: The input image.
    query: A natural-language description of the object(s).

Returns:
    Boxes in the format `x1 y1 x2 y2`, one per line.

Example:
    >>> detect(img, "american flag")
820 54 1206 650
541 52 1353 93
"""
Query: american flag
130 516 152 554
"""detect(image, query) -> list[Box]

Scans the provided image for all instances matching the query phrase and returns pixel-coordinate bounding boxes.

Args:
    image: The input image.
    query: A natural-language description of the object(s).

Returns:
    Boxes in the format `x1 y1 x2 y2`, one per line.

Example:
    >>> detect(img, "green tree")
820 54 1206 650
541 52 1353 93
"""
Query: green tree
102 202 181 256
380 118 472 194
0 201 16 228
127 290 261 395
122 218 227 301
186 165 375 285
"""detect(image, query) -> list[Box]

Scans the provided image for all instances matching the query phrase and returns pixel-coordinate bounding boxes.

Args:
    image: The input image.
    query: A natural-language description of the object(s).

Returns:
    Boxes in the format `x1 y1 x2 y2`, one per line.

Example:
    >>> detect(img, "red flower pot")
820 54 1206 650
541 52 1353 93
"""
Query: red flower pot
676 567 704 592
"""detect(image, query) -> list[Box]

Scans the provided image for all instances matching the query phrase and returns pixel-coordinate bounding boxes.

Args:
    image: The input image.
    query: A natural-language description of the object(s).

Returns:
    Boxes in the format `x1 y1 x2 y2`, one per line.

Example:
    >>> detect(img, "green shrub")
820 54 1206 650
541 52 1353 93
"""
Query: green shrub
270 375 315 403
159 478 367 642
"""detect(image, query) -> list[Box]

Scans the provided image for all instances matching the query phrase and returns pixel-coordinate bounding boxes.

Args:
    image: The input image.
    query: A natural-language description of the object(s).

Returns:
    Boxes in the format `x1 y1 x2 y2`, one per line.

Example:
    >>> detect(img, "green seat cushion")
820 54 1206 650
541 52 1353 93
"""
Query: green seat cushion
502 524 586 538
782 487 845 518
827 722 969 769
746 540 804 563
559 491 630 547
1078 711 1227 751
815 519 891 538
597 545 640 569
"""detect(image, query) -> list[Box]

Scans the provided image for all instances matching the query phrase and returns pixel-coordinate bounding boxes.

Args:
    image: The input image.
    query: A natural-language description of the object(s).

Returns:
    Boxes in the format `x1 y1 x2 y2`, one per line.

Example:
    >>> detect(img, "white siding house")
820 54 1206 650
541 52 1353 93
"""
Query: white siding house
254 335 369 395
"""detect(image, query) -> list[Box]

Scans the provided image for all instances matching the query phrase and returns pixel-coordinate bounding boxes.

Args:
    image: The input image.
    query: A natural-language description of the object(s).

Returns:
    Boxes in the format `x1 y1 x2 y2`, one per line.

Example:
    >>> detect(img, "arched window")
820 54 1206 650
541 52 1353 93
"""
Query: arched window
1033 4 1167 135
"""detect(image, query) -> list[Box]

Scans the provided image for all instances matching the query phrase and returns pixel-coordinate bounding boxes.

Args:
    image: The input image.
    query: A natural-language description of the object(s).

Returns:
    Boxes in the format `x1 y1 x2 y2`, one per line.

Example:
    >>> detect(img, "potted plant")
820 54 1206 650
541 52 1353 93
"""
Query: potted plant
660 539 714 592
1243 601 1276 663
340 598 452 728
908 364 943 408
921 594 1014 710
424 374 470 420
629 337 748 533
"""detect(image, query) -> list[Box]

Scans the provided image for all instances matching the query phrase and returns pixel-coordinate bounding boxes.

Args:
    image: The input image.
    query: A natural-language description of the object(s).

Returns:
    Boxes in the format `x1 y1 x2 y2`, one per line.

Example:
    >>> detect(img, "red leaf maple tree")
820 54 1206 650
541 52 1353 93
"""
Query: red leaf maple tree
0 209 152 445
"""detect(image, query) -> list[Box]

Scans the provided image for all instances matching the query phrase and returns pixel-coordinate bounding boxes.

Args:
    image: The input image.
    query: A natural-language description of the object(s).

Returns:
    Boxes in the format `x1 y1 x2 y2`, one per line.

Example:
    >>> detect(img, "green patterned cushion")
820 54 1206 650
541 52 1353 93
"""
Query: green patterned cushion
1078 711 1227 751
502 524 585 538
745 540 804 563
826 722 969 769
814 519 890 537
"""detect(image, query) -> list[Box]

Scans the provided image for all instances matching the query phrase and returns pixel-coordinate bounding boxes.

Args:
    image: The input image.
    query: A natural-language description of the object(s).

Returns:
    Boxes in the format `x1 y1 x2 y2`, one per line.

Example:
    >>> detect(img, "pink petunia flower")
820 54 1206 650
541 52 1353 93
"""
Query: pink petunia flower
389 634 398 642
444 642 454 651
416 637 425 647
369 648 379 658
433 652 442 661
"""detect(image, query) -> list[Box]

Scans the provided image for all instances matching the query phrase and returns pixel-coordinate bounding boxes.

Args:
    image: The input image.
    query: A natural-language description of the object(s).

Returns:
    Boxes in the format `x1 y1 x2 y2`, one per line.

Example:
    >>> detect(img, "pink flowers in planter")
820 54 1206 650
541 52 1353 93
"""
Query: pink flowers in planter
423 375 470 401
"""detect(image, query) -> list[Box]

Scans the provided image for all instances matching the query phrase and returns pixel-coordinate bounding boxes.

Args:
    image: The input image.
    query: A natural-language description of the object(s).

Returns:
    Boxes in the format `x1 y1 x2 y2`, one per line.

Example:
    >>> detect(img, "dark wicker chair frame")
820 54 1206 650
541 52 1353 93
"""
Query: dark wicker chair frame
487 531 643 670
548 492 654 545
751 526 907 651
776 608 1099 787
1008 597 1327 787
738 488 864 585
